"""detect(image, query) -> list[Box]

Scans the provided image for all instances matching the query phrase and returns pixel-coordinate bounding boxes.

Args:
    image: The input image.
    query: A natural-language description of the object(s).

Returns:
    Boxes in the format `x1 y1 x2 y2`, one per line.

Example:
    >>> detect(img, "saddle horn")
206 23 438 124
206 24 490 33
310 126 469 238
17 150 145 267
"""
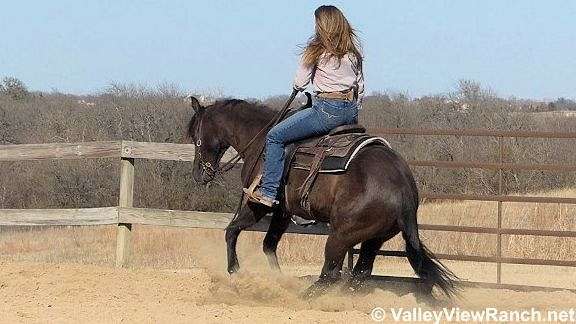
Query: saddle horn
303 92 312 108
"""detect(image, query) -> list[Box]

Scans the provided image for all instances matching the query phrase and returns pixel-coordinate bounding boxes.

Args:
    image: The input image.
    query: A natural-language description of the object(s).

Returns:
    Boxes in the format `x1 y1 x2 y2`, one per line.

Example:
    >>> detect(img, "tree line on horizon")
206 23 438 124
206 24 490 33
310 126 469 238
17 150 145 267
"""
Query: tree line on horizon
1 77 575 211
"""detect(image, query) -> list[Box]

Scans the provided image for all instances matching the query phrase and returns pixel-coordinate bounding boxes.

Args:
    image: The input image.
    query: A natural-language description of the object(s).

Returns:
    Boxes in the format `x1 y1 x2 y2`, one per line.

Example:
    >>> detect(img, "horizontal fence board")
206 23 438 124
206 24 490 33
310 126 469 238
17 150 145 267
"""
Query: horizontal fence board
0 142 121 161
0 207 118 226
119 208 232 228
420 224 576 238
373 127 576 139
358 249 576 267
118 208 330 235
121 141 239 163
409 160 576 172
367 275 575 293
121 141 196 162
0 141 240 163
421 193 576 204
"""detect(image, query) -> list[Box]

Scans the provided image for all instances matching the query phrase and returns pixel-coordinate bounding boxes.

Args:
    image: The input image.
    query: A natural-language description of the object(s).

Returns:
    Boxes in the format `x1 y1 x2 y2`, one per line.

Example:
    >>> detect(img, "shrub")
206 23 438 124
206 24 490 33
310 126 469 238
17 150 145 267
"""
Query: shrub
0 77 29 100
1 81 575 210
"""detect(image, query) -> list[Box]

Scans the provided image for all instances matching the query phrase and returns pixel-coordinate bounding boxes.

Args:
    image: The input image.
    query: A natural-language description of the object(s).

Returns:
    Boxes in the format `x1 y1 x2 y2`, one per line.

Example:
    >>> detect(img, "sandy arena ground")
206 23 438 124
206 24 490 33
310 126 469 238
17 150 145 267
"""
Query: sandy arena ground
0 261 575 323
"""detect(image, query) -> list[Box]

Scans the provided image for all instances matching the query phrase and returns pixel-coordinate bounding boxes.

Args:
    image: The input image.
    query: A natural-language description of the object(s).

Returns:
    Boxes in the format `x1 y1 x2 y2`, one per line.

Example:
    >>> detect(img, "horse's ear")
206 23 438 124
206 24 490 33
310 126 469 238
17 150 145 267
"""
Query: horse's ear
189 95 204 113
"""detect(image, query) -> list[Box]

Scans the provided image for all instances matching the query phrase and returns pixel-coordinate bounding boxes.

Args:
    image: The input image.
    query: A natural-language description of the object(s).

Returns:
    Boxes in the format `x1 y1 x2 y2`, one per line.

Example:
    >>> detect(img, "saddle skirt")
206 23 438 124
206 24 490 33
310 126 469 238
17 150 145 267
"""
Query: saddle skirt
286 124 391 174
284 124 391 215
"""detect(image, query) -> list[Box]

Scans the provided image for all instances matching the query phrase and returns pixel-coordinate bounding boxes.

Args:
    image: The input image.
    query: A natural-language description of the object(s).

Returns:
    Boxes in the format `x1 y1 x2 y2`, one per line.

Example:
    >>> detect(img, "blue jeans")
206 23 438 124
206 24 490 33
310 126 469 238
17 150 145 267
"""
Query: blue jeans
259 98 359 199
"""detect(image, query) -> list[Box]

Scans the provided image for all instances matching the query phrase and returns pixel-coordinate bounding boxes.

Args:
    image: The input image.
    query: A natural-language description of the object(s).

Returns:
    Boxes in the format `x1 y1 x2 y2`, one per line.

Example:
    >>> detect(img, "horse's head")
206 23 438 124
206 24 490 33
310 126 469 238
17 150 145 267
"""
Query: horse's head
186 96 230 184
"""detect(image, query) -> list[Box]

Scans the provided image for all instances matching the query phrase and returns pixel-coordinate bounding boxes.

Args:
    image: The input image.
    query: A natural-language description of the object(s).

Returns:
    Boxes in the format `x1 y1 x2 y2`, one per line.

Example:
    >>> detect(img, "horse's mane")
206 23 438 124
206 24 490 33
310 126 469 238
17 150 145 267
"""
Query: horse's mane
209 99 276 125
186 98 276 142
213 99 274 115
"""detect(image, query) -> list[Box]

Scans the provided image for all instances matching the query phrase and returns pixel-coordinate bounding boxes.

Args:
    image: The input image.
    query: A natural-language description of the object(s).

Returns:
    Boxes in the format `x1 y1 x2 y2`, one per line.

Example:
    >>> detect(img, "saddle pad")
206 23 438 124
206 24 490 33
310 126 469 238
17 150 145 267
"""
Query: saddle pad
291 136 391 173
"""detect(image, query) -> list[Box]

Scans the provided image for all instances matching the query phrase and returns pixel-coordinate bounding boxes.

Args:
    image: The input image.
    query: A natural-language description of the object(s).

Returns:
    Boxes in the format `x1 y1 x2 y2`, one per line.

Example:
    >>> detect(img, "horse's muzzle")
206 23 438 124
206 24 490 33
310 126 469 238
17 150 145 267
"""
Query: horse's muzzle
193 167 215 185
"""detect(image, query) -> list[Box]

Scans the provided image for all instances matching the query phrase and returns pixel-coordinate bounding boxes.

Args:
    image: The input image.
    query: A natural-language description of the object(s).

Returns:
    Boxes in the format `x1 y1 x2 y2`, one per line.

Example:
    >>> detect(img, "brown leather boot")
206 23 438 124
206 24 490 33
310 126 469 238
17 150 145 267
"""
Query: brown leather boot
242 188 278 207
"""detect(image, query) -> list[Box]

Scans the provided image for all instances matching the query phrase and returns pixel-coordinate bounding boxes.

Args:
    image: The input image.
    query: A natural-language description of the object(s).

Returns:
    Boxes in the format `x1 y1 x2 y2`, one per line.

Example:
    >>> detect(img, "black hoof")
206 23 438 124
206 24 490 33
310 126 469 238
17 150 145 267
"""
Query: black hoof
227 263 239 275
414 282 439 306
301 278 338 299
342 276 367 295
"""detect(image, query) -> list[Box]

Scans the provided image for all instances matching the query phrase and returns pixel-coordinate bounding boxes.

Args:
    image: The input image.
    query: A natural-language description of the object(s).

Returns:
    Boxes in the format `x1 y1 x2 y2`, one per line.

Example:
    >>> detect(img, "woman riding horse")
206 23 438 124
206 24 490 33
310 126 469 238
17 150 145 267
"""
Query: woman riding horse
245 5 364 207
187 5 458 300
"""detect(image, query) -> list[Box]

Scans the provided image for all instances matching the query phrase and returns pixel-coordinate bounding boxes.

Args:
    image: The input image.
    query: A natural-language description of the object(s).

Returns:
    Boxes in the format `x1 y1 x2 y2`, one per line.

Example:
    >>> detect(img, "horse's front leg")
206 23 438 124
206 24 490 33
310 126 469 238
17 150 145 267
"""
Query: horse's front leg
225 203 268 274
263 210 291 271
303 234 349 299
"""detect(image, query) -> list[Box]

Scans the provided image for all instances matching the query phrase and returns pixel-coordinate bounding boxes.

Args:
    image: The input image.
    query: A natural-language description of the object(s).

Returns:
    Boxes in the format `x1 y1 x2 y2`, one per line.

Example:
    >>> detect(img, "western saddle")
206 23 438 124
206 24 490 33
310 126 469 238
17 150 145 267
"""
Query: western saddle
285 124 390 214
244 123 390 217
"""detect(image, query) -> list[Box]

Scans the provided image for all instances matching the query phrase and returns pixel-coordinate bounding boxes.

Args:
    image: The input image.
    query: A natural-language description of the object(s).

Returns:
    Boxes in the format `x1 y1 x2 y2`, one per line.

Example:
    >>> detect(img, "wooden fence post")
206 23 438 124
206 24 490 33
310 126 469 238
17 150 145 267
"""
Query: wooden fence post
496 136 504 284
116 157 134 267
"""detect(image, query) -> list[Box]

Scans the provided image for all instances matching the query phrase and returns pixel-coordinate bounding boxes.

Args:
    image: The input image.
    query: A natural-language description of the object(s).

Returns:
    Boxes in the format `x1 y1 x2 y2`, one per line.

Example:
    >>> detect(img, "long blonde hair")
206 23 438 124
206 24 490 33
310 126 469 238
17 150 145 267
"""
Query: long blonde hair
302 5 362 68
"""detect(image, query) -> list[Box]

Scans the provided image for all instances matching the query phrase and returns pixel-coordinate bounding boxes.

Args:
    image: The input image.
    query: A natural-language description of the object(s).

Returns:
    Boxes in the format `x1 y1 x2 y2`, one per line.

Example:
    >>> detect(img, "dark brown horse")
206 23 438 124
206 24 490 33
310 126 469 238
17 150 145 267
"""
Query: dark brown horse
186 96 458 299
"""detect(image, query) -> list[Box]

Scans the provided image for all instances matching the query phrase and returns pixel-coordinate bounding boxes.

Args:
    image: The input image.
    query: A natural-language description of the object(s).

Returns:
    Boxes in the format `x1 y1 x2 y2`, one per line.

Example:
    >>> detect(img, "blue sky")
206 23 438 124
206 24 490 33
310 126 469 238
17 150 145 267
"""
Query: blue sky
0 0 574 99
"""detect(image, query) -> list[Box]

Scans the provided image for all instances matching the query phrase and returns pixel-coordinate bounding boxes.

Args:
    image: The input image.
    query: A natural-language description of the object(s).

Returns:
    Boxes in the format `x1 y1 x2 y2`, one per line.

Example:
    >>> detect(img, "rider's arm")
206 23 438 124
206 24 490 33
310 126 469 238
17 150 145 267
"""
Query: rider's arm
351 54 364 110
356 68 364 109
293 55 313 91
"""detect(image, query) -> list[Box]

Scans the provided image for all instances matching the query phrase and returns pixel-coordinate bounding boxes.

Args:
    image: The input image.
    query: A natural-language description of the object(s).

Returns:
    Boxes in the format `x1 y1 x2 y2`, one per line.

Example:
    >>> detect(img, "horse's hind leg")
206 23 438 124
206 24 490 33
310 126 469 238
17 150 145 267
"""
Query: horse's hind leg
348 236 387 290
263 211 290 271
225 204 267 274
303 234 349 299
347 228 399 292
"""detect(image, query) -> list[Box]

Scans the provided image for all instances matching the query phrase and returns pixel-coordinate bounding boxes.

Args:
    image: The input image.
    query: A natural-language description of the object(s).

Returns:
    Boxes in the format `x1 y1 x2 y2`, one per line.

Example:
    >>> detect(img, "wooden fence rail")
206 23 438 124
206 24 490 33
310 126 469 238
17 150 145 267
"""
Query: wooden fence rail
1 129 575 291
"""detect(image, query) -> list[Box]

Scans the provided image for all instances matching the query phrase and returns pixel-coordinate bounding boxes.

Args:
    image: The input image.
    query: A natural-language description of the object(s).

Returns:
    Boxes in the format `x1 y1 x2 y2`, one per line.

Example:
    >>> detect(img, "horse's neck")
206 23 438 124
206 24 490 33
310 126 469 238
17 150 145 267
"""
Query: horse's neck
219 113 271 160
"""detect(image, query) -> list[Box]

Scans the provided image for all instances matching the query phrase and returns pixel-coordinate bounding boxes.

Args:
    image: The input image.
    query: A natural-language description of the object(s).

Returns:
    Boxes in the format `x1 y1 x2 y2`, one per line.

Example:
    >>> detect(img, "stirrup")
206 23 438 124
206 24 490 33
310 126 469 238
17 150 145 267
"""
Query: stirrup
291 215 316 227
243 189 278 207
244 174 263 196
242 174 278 207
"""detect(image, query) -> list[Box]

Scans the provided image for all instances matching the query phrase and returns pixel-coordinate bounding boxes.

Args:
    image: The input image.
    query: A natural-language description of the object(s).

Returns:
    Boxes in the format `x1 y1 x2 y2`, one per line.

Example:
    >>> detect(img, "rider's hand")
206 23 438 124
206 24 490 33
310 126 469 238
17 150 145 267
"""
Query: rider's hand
293 85 305 92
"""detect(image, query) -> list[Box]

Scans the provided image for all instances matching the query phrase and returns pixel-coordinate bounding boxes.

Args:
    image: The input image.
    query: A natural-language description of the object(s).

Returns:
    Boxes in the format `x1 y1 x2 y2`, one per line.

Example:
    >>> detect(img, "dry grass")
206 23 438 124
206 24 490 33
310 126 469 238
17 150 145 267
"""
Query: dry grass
1 189 574 280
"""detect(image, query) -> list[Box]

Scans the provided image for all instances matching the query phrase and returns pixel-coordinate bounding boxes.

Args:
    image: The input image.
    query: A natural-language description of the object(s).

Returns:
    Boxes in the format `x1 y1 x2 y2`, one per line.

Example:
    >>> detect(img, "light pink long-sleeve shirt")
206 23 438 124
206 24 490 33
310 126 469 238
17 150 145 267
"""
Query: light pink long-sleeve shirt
293 52 364 107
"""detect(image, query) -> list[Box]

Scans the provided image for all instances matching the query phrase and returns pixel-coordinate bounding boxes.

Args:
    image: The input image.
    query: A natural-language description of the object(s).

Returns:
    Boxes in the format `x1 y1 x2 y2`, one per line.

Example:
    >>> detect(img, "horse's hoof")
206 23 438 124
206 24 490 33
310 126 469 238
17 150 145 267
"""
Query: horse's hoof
301 281 331 299
227 264 239 275
342 276 369 294
415 290 438 306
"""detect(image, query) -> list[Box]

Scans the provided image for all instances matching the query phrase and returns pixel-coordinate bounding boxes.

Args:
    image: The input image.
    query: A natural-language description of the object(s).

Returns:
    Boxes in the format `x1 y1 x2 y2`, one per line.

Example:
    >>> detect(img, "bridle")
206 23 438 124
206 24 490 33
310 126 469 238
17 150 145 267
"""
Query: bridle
194 117 218 181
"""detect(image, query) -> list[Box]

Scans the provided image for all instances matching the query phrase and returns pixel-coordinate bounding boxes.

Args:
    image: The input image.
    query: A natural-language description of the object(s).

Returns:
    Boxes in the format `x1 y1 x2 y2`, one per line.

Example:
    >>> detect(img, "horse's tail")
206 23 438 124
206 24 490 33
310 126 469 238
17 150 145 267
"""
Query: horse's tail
400 180 460 298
